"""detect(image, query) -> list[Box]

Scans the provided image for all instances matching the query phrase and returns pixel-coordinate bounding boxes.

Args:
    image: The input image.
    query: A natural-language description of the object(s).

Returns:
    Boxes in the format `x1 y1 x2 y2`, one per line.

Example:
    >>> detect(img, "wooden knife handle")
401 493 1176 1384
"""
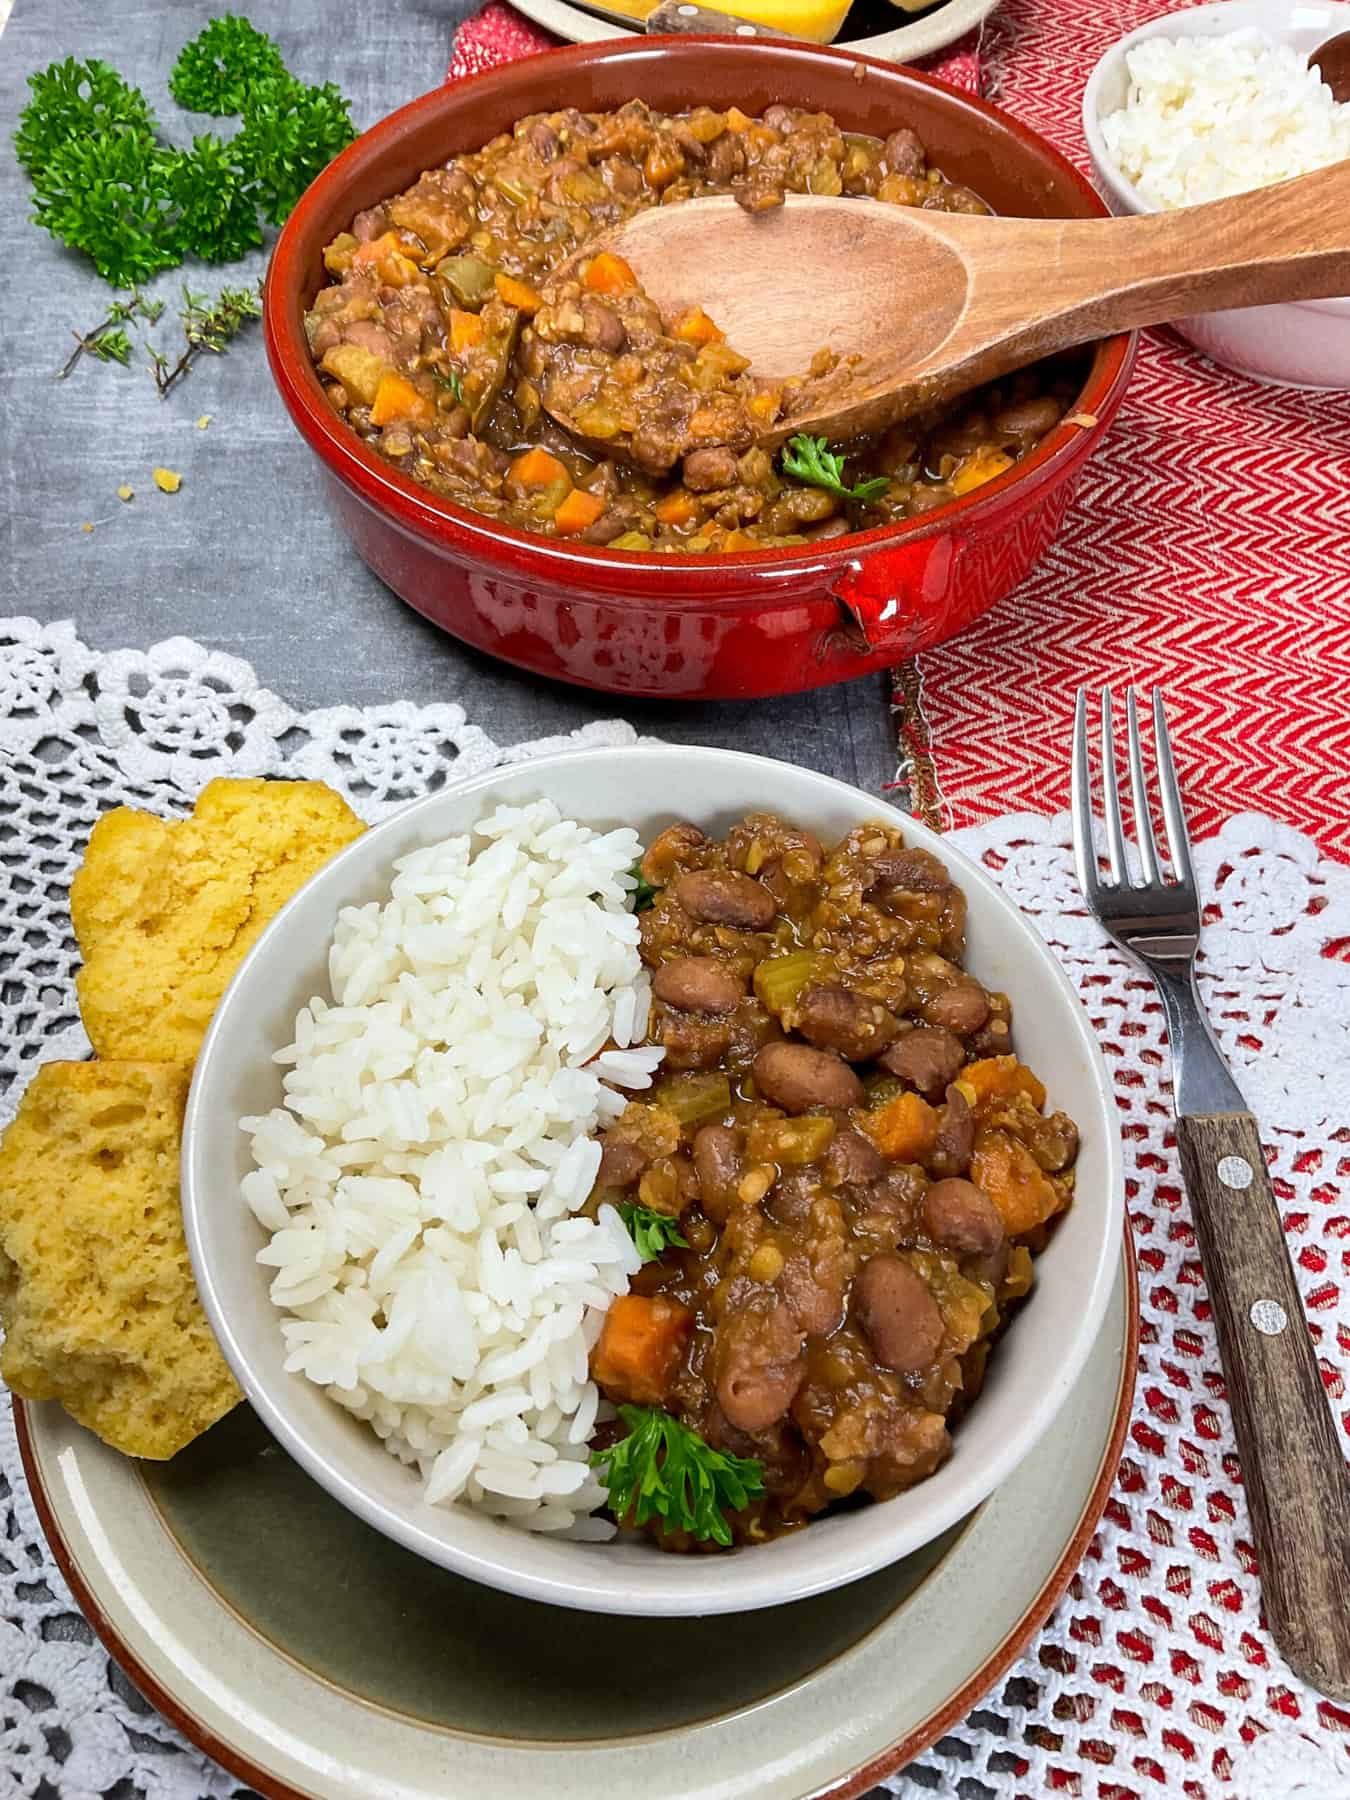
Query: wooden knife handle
646 1 809 37
1176 1112 1350 1699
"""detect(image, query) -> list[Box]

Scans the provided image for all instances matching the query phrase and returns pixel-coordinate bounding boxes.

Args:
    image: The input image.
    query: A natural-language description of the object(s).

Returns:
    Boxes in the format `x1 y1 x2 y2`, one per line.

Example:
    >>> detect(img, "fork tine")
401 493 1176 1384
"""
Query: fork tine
1070 688 1100 902
1152 688 1195 890
1099 689 1127 884
1126 689 1160 886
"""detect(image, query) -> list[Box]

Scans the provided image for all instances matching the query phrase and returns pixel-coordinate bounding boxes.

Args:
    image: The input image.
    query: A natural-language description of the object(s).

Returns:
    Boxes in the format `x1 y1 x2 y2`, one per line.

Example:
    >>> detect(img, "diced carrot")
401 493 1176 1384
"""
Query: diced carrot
369 372 435 428
654 490 700 528
494 271 543 314
584 250 637 295
352 231 403 267
719 529 756 551
671 306 724 348
449 309 485 354
970 1129 1062 1235
508 446 570 490
553 488 606 534
352 231 422 287
591 1294 694 1406
725 106 753 132
960 1056 1047 1112
862 1090 940 1162
749 388 782 424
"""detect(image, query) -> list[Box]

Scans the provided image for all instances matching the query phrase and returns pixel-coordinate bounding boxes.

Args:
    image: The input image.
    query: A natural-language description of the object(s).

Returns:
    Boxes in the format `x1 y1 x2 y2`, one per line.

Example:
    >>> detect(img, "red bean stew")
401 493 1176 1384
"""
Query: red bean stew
308 103 1082 554
587 814 1079 1548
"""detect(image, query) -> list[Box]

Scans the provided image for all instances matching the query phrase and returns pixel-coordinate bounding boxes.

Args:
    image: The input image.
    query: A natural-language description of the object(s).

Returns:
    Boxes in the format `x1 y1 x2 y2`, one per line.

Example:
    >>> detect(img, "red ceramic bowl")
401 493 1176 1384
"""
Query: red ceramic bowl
265 39 1135 700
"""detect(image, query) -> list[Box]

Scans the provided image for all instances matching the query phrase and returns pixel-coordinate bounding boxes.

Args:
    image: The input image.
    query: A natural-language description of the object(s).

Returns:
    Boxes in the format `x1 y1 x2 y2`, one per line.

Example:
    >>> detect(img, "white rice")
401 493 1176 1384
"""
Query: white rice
1101 30 1350 210
240 800 665 1535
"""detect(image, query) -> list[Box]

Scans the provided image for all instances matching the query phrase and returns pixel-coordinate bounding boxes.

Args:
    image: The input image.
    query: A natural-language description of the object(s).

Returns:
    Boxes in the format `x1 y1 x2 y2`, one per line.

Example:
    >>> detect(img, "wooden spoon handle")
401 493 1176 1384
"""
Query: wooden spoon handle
1061 156 1350 325
916 157 1350 396
1176 1111 1350 1701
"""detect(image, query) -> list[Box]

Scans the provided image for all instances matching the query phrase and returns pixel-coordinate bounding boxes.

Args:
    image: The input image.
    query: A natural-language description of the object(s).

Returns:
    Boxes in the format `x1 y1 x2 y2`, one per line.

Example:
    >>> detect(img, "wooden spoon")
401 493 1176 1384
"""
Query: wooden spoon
546 158 1350 446
1309 28 1350 103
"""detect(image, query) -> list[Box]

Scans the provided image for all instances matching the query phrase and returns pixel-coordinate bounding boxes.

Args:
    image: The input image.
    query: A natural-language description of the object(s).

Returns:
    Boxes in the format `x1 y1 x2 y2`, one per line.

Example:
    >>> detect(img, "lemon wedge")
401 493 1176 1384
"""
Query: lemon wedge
714 0 853 44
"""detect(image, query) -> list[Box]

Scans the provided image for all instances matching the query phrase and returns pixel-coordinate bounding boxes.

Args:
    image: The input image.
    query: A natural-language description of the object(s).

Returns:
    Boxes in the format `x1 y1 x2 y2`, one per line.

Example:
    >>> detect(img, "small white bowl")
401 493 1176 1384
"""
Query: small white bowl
1082 0 1350 389
183 746 1123 1617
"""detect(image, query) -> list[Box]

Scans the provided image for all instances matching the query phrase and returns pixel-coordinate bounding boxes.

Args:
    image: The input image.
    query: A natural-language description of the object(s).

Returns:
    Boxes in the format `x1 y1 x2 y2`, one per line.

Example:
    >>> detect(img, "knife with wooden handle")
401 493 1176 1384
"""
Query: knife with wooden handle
571 0 814 38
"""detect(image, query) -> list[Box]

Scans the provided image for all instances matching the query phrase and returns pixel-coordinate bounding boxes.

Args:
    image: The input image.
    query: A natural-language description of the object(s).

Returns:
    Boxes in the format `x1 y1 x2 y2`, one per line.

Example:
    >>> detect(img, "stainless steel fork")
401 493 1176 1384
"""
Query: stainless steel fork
1072 687 1350 1702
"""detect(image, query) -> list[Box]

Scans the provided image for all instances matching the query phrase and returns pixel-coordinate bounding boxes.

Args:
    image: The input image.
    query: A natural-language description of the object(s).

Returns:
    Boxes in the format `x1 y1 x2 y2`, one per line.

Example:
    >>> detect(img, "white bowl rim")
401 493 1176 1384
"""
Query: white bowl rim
183 743 1125 1616
1081 0 1350 320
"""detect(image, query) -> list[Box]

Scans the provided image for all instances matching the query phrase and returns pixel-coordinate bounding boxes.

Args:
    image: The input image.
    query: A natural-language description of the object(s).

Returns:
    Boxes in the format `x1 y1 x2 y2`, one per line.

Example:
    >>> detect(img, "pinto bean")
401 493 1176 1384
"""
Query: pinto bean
855 1256 944 1374
992 395 1062 439
352 207 387 242
923 976 990 1036
673 868 776 930
683 446 741 492
924 1178 1005 1256
794 984 897 1060
706 131 746 184
866 846 952 897
652 956 743 1014
596 1139 647 1190
716 1302 805 1432
527 119 561 160
884 127 925 176
753 1042 864 1114
825 1125 885 1187
929 1084 975 1177
694 1124 742 1222
878 1026 965 1099
581 296 627 354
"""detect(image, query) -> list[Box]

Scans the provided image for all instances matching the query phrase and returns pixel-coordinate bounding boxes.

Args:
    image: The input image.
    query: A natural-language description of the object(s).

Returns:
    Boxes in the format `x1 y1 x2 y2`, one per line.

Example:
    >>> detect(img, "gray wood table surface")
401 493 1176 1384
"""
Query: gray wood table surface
0 0 897 793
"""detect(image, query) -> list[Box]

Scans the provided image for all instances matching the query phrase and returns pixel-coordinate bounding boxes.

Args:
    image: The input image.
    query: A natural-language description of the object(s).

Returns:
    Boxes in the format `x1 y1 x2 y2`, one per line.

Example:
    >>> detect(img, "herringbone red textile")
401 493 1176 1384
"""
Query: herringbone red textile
906 0 1350 861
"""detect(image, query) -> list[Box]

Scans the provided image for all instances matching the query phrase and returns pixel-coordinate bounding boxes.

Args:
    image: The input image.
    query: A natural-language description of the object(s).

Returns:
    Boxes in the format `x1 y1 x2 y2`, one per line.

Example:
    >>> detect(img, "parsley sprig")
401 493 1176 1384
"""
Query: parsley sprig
627 858 658 912
16 26 356 289
782 433 889 504
591 1405 765 1546
617 1203 688 1263
169 15 286 115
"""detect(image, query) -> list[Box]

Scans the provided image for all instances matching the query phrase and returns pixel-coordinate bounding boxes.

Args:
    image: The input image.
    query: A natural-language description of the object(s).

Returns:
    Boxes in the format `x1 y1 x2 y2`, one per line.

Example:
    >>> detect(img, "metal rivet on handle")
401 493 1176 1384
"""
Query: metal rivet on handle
1250 1299 1288 1336
678 5 696 13
1217 1155 1254 1189
736 21 756 30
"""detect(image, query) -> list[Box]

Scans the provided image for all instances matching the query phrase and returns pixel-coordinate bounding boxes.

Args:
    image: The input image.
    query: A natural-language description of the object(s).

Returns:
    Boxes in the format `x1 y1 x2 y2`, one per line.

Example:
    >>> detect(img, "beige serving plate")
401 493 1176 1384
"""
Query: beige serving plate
15 1242 1134 1800
510 0 1001 62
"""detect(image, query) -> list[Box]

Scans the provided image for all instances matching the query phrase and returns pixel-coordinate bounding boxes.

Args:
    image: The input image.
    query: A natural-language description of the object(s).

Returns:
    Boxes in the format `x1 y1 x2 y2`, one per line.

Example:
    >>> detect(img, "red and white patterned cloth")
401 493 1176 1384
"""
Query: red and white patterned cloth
904 0 1350 866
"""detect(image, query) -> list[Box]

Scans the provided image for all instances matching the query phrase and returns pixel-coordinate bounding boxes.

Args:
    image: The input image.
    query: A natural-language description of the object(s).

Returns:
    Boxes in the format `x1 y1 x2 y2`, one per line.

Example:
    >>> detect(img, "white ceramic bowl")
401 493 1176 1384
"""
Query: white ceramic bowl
1082 0 1350 388
183 746 1124 1617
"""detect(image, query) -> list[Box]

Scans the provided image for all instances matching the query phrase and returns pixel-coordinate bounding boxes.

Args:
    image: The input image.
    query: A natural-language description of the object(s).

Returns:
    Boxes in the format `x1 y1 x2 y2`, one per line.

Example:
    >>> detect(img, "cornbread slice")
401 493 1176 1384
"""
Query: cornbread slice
0 1060 240 1459
71 776 363 1062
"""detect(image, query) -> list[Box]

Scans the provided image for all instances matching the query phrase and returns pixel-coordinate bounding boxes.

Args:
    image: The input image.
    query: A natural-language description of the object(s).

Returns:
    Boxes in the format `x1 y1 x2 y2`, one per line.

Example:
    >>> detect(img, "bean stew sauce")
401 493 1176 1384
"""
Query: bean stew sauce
587 815 1080 1548
307 103 1080 554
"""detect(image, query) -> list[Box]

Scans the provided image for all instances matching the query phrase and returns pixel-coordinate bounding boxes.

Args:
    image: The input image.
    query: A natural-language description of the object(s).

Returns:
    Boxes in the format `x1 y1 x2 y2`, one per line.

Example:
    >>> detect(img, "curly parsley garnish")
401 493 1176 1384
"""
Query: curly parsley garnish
169 15 286 115
627 858 658 912
16 25 356 290
591 1405 765 1546
781 433 889 504
617 1203 688 1264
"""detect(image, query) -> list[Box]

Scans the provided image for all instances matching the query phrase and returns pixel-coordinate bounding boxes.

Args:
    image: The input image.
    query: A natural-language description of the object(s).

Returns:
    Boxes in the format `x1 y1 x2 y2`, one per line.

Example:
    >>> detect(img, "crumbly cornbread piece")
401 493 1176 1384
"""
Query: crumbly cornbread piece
0 1061 240 1458
71 777 364 1061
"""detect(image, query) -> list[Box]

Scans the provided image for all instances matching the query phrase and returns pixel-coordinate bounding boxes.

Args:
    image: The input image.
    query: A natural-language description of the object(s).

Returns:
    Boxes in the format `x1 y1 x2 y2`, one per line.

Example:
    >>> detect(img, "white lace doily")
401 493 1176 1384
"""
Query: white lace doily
3 617 1349 1800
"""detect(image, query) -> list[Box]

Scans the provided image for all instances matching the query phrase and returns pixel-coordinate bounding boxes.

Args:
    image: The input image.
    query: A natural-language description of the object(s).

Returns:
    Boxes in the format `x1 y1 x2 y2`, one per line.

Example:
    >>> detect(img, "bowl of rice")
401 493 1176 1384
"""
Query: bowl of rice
1082 0 1350 387
183 746 1122 1616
